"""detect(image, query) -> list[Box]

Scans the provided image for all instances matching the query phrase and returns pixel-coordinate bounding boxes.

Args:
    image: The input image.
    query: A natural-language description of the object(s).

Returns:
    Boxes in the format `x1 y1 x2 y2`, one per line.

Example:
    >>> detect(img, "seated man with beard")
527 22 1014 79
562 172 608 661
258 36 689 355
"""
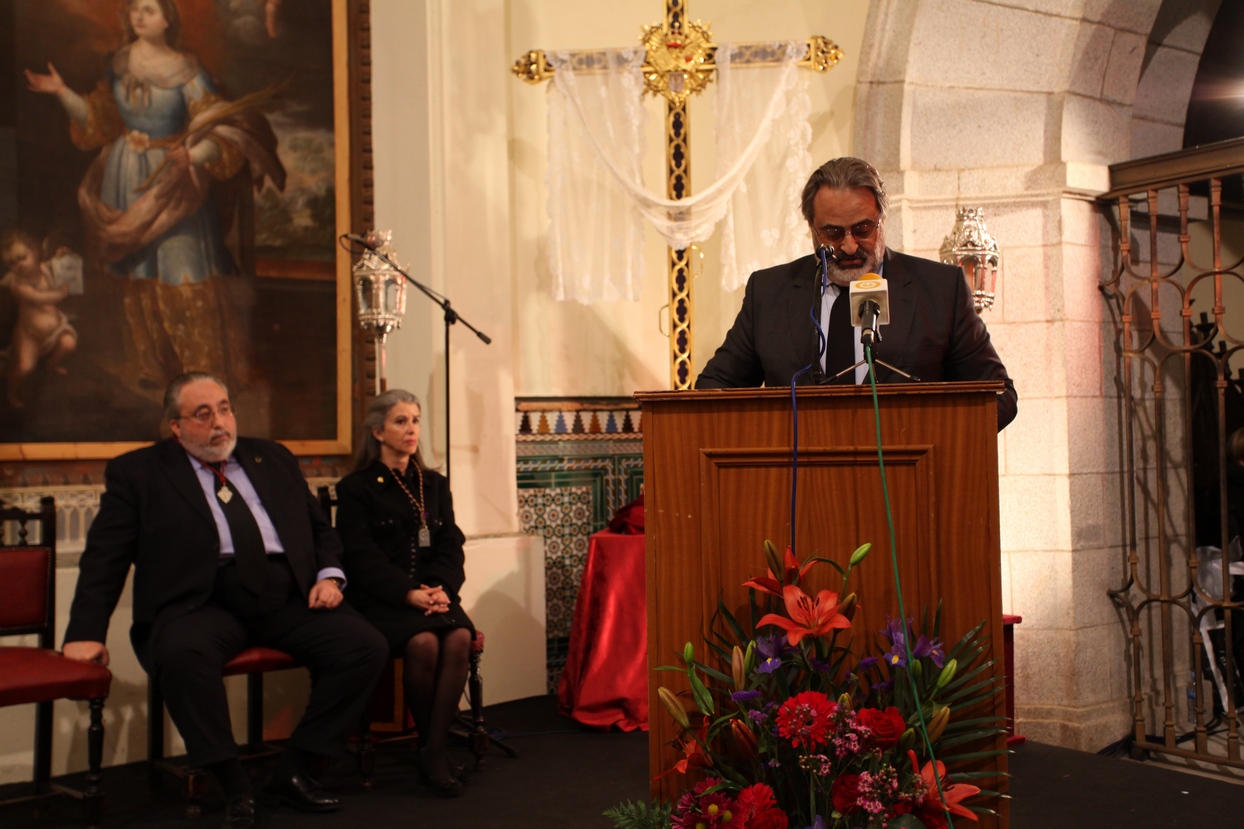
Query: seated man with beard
696 156 1017 431
61 372 388 829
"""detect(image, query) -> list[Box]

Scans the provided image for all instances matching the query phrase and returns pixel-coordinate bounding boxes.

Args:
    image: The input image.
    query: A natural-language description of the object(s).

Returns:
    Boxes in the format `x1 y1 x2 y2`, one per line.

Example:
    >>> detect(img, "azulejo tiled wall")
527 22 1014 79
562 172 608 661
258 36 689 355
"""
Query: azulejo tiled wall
515 398 644 693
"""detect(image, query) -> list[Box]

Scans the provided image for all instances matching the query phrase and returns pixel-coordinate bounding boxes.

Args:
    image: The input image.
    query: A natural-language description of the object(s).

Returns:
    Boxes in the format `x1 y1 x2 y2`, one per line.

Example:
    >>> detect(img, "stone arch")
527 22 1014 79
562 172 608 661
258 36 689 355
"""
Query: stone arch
843 0 1230 751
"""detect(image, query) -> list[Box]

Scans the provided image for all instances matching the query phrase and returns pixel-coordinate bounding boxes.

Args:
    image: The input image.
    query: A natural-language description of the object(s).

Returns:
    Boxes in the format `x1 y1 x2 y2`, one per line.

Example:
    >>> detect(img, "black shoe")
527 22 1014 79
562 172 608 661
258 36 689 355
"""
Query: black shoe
261 770 341 812
222 794 257 829
417 750 463 798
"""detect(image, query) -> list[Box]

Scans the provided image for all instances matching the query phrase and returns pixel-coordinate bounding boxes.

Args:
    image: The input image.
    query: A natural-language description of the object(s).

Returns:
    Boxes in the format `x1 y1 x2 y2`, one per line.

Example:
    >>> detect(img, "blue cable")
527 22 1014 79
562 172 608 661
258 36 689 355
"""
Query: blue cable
788 247 831 554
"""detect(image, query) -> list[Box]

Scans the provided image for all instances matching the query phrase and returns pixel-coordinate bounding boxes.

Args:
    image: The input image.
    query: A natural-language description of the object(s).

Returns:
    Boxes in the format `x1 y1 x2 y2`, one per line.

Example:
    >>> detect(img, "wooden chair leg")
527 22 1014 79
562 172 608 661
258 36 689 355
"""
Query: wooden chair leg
356 709 376 791
468 648 489 766
84 697 105 827
463 646 518 765
34 698 52 794
147 675 164 787
246 673 264 750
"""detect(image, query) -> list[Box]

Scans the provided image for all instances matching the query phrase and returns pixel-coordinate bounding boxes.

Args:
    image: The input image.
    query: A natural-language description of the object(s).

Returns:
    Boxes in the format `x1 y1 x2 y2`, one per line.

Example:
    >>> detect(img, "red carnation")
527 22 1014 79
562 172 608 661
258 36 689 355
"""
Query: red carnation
831 773 863 815
775 691 837 749
856 705 906 748
737 783 788 829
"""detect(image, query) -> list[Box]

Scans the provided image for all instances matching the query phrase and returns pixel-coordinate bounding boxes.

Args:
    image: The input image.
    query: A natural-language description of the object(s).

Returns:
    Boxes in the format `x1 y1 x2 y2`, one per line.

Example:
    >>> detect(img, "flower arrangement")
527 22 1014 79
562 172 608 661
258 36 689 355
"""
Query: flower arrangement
607 540 1006 829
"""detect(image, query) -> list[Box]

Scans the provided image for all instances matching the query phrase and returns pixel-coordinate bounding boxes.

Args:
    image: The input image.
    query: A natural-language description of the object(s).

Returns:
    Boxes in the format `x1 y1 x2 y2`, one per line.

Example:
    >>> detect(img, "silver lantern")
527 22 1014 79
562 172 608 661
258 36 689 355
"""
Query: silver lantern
939 207 1000 314
352 229 406 392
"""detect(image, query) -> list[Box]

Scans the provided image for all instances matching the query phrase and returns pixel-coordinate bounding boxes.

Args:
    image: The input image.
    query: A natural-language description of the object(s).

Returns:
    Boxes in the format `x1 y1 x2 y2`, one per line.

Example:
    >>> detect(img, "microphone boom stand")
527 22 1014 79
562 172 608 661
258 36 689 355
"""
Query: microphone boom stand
365 247 492 483
825 302 919 383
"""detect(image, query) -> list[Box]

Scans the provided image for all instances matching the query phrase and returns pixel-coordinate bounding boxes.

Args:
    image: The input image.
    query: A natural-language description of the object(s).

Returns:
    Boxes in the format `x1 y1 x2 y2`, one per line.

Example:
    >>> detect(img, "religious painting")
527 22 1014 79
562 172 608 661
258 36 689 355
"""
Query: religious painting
0 0 356 458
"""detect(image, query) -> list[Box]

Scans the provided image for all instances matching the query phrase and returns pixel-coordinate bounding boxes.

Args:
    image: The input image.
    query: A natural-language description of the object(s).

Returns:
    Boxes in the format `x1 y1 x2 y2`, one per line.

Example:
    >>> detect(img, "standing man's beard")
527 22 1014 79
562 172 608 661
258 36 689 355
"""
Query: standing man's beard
826 242 885 285
181 428 237 464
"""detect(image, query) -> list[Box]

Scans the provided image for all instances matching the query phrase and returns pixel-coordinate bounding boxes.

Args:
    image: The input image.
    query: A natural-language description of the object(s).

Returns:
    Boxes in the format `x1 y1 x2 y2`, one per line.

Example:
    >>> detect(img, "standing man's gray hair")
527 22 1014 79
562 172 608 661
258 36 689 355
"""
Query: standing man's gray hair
800 157 889 223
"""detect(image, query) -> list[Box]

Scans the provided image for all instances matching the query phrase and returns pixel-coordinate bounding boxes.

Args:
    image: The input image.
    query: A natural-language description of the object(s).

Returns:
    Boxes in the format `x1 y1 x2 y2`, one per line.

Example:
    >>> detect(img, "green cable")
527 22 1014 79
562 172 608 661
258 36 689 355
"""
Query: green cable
864 343 953 827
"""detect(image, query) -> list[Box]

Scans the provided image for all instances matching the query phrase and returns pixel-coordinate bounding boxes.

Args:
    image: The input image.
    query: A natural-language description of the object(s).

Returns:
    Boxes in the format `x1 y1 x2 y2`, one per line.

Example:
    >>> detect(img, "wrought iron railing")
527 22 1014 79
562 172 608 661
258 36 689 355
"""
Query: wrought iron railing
1103 138 1244 768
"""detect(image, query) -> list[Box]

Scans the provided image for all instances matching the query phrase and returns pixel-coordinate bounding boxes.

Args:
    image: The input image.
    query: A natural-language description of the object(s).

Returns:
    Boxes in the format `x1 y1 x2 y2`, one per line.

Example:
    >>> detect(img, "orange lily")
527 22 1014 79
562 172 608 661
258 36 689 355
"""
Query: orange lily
909 750 980 822
757 584 852 645
742 546 817 598
655 720 711 780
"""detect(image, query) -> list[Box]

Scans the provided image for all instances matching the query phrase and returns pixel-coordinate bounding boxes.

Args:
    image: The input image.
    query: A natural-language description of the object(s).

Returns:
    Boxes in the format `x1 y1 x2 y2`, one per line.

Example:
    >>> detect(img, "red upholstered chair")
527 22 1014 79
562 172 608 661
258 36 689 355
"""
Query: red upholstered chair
0 496 111 827
314 486 515 791
148 647 301 817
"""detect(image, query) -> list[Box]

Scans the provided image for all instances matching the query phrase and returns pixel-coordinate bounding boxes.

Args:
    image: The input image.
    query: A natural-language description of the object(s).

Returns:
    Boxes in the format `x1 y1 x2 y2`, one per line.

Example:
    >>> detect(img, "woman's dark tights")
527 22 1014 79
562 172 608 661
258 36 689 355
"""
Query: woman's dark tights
403 627 472 784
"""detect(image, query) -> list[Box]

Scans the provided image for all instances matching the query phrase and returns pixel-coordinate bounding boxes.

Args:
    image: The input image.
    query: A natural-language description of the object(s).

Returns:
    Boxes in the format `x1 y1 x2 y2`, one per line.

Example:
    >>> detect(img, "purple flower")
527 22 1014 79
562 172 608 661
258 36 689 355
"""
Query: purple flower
755 633 790 674
882 616 913 667
912 634 946 668
857 655 879 672
881 616 910 647
731 689 763 705
809 657 831 674
803 817 826 829
748 709 768 725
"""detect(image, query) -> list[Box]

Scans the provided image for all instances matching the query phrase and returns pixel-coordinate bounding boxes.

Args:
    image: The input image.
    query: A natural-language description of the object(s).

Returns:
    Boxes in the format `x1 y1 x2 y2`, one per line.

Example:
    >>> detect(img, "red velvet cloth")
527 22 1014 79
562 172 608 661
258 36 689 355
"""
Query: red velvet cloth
221 646 300 677
0 648 112 706
0 547 50 630
607 494 645 534
557 531 649 731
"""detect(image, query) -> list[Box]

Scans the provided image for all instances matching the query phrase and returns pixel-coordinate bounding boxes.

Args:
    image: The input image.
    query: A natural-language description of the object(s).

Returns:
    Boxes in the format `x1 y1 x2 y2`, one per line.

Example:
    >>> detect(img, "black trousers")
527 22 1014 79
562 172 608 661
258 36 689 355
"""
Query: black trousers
146 557 388 767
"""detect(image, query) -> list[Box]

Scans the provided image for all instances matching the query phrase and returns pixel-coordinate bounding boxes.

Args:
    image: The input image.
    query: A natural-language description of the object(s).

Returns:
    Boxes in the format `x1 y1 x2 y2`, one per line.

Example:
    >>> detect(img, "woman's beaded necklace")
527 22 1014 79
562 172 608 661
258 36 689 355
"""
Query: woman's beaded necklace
390 464 431 548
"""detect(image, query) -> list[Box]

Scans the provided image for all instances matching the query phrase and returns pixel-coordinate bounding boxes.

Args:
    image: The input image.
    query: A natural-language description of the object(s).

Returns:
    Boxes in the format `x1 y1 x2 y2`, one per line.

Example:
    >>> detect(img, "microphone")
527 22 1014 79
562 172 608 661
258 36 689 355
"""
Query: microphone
343 232 378 251
816 244 836 264
849 274 889 347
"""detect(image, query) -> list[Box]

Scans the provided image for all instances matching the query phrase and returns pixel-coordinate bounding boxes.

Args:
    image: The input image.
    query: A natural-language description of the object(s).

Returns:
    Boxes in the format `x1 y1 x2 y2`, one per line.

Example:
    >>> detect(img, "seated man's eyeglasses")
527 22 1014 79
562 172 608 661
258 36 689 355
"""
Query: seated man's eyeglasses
180 404 234 425
816 219 879 244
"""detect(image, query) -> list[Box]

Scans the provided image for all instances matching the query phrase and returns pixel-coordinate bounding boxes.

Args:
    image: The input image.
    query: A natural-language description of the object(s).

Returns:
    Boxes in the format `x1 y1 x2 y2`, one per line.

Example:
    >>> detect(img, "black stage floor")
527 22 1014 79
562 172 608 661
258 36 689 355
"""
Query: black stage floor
3 695 1243 828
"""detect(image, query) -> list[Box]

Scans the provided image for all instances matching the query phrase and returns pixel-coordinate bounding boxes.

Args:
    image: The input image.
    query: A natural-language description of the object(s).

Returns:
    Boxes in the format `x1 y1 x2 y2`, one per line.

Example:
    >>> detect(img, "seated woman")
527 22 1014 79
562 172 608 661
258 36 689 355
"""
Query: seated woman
335 389 472 797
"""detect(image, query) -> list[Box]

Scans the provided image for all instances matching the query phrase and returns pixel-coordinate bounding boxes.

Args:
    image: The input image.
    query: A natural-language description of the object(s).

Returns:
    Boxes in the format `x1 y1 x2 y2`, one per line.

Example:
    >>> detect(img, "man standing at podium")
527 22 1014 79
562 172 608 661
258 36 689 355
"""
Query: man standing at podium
696 157 1017 431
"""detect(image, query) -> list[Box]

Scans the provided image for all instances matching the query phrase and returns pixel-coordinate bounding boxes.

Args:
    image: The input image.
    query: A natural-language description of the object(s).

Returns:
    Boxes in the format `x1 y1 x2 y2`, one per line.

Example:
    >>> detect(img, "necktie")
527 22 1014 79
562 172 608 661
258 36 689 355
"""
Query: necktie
211 463 269 595
825 285 855 384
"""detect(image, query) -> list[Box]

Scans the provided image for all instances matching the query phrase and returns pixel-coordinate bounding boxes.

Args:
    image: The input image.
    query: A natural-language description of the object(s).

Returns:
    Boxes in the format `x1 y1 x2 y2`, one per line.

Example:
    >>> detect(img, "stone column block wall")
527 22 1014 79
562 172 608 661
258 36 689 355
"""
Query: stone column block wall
852 0 1220 751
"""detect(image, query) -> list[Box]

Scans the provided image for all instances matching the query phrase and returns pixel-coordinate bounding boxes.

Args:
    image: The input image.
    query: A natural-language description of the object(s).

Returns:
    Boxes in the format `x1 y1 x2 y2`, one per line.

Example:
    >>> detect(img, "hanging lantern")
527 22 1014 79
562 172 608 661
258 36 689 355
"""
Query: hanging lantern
939 207 1000 314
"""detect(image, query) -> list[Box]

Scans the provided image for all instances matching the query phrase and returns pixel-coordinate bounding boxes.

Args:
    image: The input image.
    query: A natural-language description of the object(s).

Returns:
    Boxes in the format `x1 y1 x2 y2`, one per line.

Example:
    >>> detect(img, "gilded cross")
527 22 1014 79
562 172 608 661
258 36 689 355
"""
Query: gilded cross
513 0 842 390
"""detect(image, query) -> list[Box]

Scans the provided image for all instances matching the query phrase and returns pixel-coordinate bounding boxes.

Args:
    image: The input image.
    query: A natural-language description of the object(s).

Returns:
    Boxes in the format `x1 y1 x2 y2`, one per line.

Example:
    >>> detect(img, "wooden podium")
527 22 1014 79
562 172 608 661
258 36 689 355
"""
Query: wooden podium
638 382 1008 827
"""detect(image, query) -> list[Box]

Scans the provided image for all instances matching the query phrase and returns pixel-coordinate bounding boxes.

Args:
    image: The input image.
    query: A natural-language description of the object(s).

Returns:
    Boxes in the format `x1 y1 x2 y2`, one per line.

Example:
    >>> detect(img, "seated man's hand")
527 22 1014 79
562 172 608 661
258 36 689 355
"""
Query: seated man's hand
62 640 109 666
308 578 343 610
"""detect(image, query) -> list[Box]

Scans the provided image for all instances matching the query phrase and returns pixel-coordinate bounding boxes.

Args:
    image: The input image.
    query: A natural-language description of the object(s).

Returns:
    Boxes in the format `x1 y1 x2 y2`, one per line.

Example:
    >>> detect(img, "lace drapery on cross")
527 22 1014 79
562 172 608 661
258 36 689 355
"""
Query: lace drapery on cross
545 42 811 303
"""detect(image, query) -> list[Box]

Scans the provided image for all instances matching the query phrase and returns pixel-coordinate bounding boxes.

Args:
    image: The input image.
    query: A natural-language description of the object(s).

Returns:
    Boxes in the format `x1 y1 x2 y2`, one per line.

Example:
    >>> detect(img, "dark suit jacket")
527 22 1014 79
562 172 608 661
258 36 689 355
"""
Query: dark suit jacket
64 437 342 654
333 462 467 609
695 249 1018 430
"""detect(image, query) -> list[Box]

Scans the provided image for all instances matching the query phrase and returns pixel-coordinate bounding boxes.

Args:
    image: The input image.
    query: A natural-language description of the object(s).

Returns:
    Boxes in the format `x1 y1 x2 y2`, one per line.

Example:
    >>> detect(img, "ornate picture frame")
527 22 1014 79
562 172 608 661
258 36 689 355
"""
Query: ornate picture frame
0 0 369 461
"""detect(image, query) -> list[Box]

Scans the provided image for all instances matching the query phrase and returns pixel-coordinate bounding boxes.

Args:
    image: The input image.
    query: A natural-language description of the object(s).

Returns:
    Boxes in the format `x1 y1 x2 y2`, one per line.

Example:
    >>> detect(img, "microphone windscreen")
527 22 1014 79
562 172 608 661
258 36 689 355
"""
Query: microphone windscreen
848 275 890 326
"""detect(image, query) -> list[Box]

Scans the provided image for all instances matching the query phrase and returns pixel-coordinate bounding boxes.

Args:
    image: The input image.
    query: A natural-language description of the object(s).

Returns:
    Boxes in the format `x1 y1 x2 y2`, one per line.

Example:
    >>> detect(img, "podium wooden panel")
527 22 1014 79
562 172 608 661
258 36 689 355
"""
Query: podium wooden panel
638 382 1008 828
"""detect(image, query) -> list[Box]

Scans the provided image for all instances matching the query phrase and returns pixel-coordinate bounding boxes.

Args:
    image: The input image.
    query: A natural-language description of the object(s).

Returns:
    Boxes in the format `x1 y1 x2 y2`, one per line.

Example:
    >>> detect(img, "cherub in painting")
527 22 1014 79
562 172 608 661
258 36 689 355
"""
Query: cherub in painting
0 229 78 409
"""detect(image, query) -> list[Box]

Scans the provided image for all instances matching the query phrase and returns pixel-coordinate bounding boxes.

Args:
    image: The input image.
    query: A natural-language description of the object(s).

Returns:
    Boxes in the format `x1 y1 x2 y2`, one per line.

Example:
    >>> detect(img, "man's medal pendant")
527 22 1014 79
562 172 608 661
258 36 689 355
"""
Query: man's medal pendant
217 485 233 504
418 526 431 548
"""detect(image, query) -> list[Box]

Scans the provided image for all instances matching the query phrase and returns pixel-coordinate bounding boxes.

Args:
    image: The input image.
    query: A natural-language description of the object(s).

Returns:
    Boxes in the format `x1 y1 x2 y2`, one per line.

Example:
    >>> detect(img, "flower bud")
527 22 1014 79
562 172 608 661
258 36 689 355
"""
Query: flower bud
927 705 951 743
839 592 858 620
911 659 923 678
897 727 916 754
934 658 958 691
837 692 853 711
658 686 691 730
763 540 784 581
730 718 759 757
732 646 746 690
849 543 872 567
744 640 756 676
683 641 695 666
